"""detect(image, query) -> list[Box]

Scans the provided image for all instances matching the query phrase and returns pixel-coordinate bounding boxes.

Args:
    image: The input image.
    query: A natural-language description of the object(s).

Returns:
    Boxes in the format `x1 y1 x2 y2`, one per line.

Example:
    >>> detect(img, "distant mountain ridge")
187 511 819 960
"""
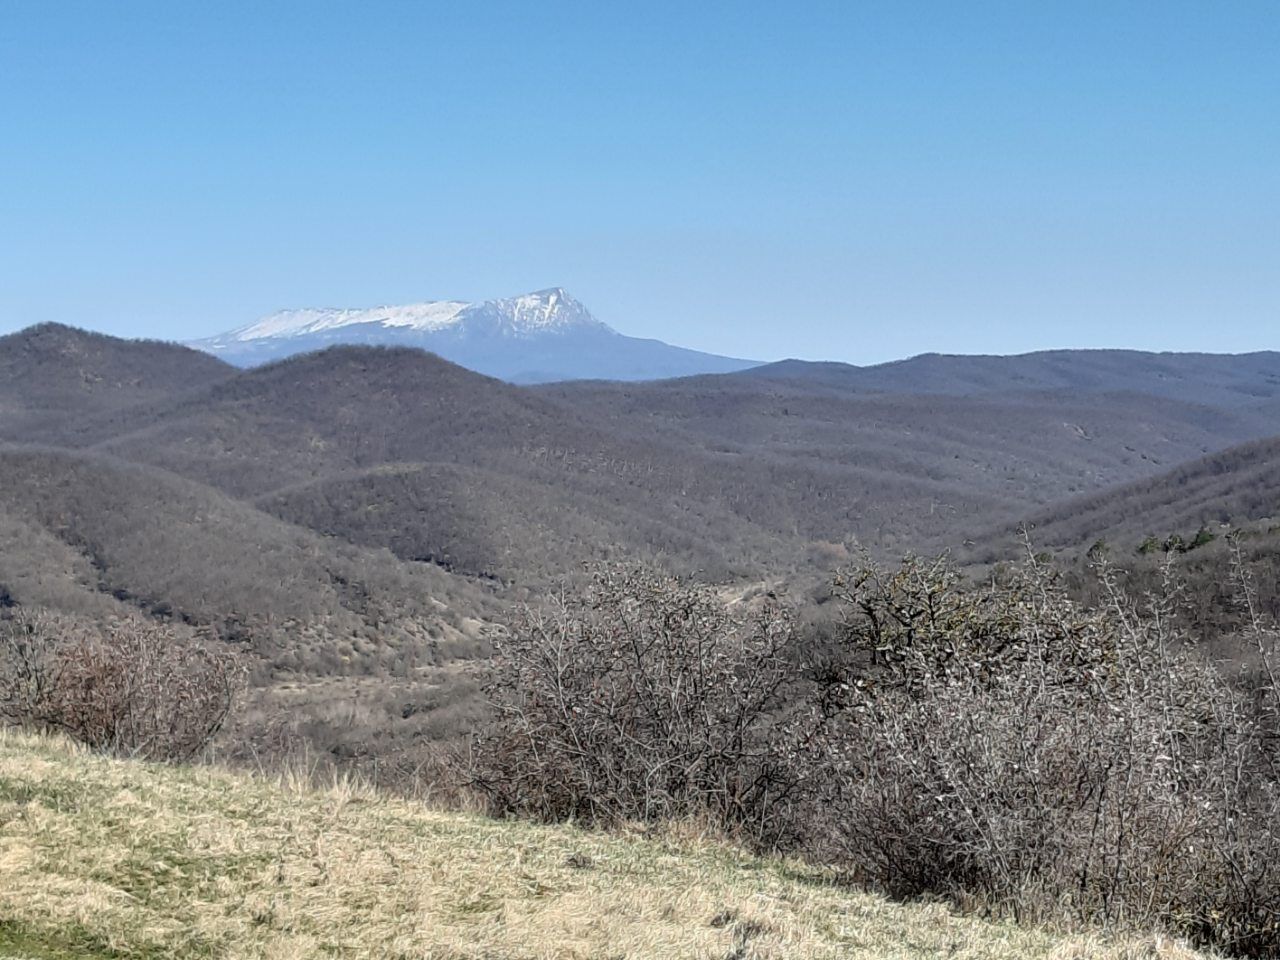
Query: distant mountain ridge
739 350 1280 408
189 287 759 383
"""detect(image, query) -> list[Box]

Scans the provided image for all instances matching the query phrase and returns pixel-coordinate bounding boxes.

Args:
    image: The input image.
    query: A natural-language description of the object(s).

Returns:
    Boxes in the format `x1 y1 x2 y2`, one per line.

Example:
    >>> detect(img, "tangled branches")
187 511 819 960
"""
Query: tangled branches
1 609 246 762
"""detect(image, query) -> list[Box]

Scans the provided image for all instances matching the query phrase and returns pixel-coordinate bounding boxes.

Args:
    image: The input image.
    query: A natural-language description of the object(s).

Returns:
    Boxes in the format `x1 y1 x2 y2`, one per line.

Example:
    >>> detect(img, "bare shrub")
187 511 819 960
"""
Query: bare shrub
467 566 815 847
0 609 246 761
818 551 1280 956
1230 534 1280 772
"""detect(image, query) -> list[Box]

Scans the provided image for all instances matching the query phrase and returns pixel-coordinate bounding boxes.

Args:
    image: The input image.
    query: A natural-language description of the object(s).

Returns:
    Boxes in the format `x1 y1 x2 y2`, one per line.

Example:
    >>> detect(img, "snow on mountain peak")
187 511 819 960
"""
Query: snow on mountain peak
228 301 470 342
185 286 758 381
476 288 603 335
211 288 607 346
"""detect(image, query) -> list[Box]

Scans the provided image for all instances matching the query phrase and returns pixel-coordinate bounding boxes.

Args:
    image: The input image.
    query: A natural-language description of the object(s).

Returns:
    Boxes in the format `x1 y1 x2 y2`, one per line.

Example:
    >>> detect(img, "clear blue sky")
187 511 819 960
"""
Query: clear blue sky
2 1 1276 363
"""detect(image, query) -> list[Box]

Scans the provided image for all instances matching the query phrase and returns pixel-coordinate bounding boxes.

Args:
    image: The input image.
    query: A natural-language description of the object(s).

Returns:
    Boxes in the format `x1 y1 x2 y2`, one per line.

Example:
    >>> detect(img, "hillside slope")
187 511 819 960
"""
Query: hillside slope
0 324 235 445
0 447 501 769
540 375 1274 552
86 343 1278 577
89 346 799 578
973 435 1280 554
955 434 1280 647
0 731 1199 960
0 446 492 672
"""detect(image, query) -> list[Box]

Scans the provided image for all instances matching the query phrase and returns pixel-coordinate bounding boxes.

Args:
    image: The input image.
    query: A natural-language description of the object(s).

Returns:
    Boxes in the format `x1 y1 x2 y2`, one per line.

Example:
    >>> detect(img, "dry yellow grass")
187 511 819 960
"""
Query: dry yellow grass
0 730 1207 960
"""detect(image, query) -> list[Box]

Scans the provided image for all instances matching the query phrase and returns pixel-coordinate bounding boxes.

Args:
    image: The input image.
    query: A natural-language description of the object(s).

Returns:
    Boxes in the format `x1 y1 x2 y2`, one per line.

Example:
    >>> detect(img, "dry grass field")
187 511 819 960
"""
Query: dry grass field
0 731 1206 960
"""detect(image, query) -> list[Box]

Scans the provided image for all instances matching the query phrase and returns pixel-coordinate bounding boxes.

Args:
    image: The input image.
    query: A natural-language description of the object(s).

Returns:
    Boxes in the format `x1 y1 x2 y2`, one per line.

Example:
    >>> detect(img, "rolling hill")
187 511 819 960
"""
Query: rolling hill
537 373 1277 553
0 445 500 769
0 323 235 445
2 327 1276 586
86 345 800 578
91 343 1268 578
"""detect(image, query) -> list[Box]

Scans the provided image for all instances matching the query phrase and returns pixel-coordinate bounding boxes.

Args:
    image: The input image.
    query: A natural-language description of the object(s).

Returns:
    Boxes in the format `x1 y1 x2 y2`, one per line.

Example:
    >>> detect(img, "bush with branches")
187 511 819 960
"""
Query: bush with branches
468 566 816 847
470 556 1280 953
819 550 1280 956
0 609 246 762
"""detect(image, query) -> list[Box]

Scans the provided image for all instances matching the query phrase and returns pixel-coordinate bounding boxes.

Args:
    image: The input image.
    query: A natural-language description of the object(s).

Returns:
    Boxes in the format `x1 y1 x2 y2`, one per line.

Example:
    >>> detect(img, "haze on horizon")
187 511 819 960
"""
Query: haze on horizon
2 1 1277 365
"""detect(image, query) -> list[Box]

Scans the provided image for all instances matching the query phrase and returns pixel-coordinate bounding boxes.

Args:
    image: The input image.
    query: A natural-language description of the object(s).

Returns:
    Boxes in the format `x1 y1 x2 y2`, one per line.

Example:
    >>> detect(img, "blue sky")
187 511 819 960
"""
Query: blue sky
1 1 1276 363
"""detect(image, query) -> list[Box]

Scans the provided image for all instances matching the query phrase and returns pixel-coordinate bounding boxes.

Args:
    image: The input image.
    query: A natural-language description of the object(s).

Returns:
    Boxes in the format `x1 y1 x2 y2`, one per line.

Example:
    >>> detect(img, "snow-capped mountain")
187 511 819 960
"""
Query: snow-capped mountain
189 288 757 383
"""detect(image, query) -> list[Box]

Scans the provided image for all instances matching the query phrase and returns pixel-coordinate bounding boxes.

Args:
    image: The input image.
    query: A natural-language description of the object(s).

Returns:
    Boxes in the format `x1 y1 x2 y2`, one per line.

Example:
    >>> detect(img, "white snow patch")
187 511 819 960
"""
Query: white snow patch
228 301 470 341
212 288 609 344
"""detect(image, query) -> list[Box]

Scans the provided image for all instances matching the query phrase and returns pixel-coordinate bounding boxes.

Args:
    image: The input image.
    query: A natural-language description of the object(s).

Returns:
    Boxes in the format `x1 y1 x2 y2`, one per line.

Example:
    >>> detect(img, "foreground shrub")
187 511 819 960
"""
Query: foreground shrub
0 609 245 761
821 552 1280 956
468 566 814 847
467 555 1280 954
